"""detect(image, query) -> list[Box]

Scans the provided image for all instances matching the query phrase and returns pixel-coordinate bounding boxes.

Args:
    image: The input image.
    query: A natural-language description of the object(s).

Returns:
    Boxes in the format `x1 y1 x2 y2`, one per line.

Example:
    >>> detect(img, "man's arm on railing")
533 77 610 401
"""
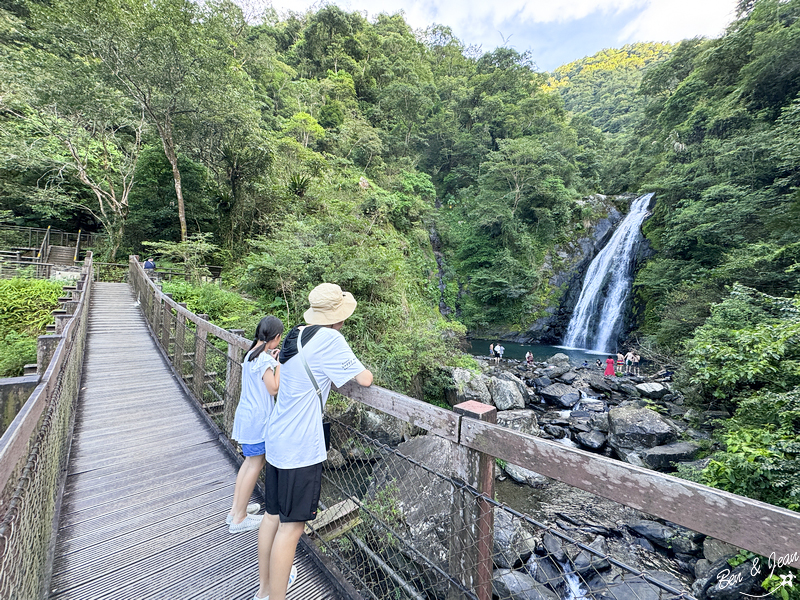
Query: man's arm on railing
354 368 373 387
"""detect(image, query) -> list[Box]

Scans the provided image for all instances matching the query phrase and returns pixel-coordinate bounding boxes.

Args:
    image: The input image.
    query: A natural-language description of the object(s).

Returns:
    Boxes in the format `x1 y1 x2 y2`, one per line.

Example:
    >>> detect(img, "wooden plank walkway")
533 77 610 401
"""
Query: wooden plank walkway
49 283 342 600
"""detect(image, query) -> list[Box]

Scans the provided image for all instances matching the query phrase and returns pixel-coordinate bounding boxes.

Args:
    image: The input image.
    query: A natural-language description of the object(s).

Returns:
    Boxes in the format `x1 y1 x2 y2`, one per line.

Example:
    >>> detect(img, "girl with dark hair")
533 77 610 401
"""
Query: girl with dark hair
227 316 284 533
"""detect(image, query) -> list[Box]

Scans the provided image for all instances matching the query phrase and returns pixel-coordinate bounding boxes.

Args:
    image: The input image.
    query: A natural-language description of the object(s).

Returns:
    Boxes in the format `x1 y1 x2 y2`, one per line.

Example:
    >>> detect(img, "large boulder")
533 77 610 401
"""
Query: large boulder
497 409 540 437
489 377 527 410
526 554 568 597
585 374 614 394
697 558 765 600
364 434 460 585
557 370 578 385
445 367 492 406
628 519 677 549
493 507 538 568
540 383 580 409
635 382 669 399
504 463 549 488
493 569 560 600
597 571 684 600
543 363 572 379
547 353 571 365
361 408 406 446
608 406 677 460
496 371 536 404
575 430 607 450
703 538 738 563
641 442 701 470
572 536 612 577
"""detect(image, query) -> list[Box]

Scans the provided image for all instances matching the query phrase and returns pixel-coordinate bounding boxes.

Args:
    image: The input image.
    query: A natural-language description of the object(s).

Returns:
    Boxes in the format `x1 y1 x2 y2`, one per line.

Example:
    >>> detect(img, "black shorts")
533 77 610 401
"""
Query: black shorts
264 461 323 523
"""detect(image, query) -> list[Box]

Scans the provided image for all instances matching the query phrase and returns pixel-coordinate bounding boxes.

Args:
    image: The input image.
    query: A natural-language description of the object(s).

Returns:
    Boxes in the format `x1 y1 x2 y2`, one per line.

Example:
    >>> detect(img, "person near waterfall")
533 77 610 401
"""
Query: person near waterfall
604 356 616 377
624 350 635 374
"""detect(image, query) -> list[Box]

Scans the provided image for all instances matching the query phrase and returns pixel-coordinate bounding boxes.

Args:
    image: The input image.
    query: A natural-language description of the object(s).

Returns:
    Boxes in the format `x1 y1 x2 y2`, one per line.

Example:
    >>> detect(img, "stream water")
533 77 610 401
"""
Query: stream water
468 339 608 364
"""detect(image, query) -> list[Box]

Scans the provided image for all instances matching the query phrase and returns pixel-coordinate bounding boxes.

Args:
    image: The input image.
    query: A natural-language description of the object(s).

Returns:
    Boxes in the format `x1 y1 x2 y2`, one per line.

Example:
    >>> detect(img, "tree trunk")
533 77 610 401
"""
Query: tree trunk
158 119 188 242
109 219 126 263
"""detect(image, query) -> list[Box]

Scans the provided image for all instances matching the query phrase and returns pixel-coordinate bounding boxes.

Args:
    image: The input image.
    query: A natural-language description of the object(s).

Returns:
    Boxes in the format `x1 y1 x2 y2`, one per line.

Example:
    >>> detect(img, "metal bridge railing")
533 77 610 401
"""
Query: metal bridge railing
127 255 800 600
0 253 94 600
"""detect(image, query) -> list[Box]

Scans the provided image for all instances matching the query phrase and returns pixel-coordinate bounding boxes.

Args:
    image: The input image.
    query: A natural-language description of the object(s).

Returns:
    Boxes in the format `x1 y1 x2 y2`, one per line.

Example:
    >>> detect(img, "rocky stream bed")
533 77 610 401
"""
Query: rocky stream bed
325 354 767 600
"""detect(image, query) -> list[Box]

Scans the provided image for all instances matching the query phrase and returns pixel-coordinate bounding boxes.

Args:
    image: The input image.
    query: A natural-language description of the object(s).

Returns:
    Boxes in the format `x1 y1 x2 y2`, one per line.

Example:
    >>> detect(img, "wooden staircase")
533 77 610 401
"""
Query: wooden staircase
47 245 76 266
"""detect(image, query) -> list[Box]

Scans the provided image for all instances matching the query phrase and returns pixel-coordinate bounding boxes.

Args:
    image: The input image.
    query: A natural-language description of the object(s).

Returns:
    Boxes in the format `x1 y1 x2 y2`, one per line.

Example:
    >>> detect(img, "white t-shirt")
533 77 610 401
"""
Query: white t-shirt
231 349 278 445
266 327 365 469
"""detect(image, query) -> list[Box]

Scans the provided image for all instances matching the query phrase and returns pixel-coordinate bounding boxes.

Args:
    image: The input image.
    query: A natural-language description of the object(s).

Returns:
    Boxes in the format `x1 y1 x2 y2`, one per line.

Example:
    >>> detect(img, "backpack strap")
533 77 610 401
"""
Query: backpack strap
297 328 324 416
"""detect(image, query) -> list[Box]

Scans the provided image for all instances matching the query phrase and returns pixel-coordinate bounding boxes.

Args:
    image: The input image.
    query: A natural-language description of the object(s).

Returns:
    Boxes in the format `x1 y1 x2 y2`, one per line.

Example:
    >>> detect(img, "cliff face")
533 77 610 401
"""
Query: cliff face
476 194 634 344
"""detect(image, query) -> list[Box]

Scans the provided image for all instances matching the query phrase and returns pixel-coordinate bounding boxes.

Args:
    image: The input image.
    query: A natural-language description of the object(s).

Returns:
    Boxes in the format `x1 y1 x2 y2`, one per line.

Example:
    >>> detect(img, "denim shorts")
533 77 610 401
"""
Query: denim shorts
241 442 265 457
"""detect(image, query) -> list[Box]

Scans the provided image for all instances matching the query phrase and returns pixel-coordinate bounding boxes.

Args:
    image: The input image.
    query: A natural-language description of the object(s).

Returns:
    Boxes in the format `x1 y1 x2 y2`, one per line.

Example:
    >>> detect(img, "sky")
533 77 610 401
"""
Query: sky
262 0 739 71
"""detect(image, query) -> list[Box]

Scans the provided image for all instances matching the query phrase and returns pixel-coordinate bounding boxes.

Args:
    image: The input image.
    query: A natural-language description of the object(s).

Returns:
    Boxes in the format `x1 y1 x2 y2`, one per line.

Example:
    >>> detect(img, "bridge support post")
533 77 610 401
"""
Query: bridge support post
160 294 172 353
37 334 62 375
52 310 71 334
224 329 245 437
450 401 496 600
193 317 209 402
175 303 187 376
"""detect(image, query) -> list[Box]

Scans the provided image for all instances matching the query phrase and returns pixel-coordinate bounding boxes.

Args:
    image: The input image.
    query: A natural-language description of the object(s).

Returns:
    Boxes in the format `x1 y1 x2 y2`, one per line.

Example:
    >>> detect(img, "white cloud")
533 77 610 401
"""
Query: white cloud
264 0 737 56
619 0 737 43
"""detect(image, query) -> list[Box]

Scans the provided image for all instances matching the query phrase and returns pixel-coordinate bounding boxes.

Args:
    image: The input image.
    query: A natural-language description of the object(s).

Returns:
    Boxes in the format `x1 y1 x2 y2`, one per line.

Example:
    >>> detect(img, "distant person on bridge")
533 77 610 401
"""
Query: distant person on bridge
227 316 284 533
255 283 373 600
143 257 156 270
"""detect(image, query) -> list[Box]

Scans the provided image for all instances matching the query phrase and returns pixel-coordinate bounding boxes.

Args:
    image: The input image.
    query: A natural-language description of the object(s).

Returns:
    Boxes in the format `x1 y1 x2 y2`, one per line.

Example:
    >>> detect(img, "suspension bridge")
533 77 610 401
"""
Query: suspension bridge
1 253 798 600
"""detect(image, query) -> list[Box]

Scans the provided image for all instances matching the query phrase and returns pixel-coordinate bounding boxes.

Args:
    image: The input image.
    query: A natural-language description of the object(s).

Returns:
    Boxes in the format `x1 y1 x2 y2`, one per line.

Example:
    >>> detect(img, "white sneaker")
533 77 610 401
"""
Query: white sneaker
226 503 261 525
228 513 263 533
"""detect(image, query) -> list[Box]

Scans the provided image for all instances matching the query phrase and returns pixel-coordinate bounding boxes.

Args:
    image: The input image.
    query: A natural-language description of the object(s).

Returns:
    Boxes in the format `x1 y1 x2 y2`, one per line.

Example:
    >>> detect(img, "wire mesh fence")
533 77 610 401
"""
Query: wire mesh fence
305 415 696 600
130 261 245 436
0 255 92 600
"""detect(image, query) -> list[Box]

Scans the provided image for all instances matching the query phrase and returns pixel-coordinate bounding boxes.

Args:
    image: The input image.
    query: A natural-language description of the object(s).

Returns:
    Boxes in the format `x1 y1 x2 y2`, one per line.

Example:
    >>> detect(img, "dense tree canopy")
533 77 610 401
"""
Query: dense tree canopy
2 0 800 511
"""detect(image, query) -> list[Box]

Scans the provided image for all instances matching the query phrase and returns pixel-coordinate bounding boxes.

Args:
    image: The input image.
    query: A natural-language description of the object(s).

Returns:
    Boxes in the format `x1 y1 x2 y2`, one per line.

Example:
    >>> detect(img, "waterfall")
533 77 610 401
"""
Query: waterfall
563 193 654 353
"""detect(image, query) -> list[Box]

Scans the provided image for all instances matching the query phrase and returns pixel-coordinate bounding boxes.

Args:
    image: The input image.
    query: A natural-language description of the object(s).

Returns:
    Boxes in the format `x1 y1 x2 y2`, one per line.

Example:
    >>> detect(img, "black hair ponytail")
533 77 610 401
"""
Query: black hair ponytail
247 316 284 361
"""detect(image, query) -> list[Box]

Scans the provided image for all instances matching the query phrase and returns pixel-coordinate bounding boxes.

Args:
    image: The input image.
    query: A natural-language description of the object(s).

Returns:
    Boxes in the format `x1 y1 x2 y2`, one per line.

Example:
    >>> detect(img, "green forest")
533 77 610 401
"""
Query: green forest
2 0 800 510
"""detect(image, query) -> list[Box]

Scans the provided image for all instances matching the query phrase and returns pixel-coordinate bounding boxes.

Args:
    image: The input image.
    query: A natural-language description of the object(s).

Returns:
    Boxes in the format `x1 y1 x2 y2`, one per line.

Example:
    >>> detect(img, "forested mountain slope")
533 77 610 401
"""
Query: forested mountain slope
550 0 800 509
0 0 605 394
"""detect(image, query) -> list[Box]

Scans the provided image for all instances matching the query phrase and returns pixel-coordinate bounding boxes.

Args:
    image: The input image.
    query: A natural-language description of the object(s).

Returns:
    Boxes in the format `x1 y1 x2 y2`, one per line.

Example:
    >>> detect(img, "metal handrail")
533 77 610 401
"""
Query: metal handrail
73 229 81 261
36 225 50 261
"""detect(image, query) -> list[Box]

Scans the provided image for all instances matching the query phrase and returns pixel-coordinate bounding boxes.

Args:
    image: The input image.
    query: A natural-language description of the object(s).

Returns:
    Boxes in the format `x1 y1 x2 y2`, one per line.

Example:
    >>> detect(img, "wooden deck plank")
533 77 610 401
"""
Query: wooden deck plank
49 282 342 600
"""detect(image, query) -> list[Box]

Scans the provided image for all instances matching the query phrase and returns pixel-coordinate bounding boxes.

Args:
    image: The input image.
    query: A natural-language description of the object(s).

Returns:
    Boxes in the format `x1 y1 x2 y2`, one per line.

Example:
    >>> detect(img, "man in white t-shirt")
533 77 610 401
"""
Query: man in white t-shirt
255 283 372 600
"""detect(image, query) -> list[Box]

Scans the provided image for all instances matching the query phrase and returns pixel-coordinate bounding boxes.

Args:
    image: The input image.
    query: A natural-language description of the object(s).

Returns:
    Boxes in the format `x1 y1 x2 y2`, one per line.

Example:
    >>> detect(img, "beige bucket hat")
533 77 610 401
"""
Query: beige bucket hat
303 283 357 325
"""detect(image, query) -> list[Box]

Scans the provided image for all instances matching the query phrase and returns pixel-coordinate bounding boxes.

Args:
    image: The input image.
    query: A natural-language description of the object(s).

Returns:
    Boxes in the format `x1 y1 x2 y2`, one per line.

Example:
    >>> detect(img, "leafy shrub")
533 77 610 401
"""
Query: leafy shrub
0 277 63 377
161 280 261 332
0 332 37 377
683 284 800 404
0 277 63 337
697 389 800 511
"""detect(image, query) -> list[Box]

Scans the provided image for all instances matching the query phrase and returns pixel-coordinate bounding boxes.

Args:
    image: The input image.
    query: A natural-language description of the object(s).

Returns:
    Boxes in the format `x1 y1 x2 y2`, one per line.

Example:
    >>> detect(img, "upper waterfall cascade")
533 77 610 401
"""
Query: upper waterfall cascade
563 193 654 353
